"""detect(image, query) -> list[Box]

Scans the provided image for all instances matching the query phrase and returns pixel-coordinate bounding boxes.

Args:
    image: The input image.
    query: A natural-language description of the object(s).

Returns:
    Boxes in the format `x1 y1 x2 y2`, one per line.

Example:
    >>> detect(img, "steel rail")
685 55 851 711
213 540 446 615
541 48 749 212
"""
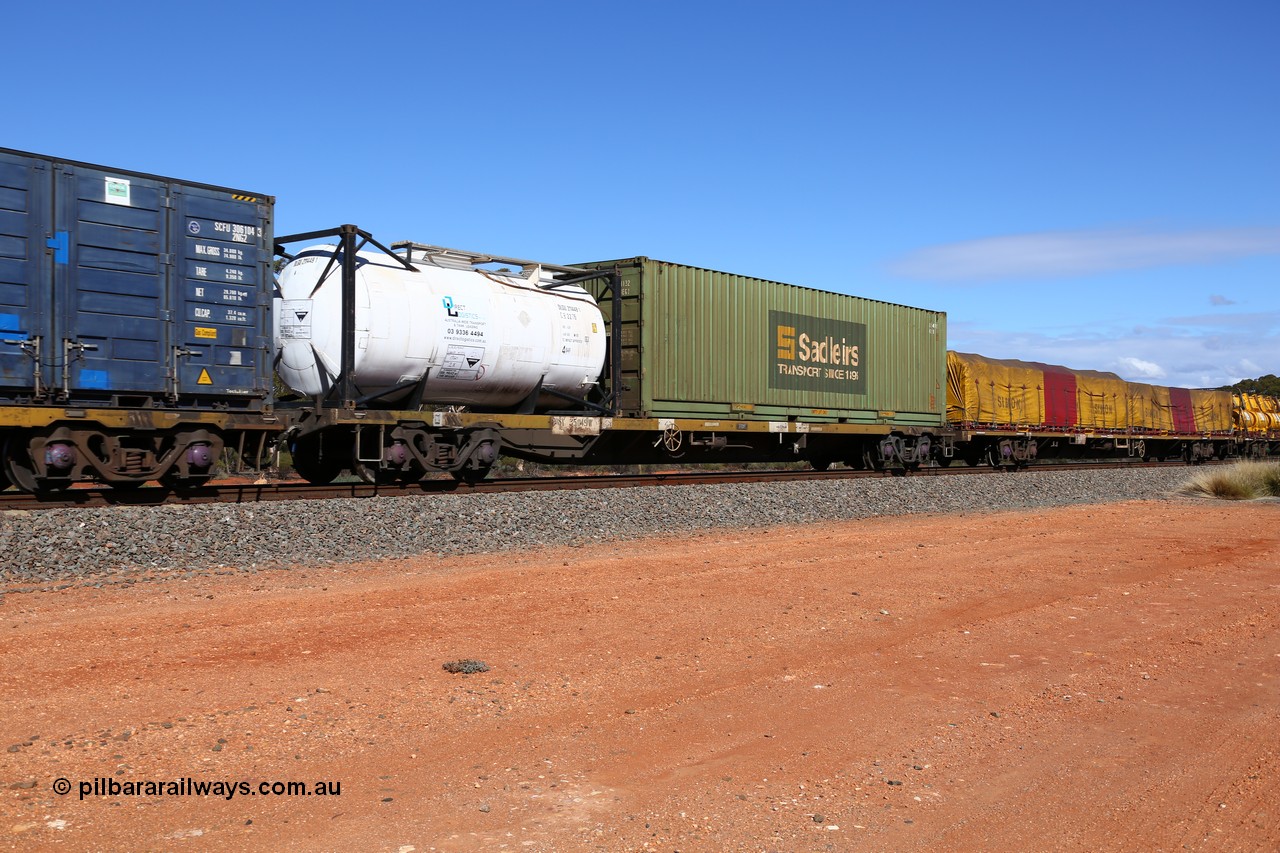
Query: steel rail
0 459 1213 512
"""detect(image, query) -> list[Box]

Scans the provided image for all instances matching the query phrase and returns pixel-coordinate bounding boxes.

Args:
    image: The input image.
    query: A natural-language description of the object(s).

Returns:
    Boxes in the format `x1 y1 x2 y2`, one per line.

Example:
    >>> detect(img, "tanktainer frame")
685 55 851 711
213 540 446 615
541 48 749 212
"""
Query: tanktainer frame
274 225 626 483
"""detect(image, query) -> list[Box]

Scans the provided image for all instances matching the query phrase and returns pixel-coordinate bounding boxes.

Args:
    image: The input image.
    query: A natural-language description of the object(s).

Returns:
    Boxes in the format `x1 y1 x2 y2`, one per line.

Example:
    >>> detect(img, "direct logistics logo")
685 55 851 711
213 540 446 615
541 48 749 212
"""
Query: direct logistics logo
440 292 481 318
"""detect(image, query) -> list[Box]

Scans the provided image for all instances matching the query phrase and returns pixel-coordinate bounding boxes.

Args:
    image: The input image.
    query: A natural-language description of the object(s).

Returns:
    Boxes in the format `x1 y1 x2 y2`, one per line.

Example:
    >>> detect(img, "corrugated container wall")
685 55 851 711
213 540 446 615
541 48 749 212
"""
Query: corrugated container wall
581 258 946 428
0 148 273 408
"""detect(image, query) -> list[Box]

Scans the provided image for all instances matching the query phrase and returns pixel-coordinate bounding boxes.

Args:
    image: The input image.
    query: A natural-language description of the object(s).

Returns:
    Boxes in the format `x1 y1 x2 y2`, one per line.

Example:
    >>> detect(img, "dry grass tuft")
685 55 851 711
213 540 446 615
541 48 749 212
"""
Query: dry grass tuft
1176 461 1280 500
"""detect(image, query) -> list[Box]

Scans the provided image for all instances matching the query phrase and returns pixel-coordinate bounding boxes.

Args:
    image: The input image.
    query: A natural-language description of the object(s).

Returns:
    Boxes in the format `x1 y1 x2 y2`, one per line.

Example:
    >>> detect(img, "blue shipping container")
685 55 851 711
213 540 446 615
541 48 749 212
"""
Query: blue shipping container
0 148 273 408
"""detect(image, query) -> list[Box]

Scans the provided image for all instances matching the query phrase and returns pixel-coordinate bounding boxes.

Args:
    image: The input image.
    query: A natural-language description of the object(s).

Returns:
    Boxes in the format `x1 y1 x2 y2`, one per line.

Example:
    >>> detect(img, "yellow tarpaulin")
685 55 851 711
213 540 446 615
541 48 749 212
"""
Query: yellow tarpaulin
1188 389 1232 433
946 352 1045 425
1072 369 1129 429
948 351 1229 433
1127 383 1173 432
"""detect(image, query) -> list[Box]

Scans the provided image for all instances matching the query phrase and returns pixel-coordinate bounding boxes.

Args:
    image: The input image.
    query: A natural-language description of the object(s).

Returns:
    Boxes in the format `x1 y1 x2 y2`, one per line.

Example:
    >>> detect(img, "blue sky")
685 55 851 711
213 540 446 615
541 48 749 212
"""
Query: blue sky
7 1 1276 388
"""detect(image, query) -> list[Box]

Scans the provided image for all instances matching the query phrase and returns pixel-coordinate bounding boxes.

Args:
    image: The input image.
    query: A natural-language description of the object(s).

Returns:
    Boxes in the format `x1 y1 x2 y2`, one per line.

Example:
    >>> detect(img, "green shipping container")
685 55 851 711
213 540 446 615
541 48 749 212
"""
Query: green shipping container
579 257 946 429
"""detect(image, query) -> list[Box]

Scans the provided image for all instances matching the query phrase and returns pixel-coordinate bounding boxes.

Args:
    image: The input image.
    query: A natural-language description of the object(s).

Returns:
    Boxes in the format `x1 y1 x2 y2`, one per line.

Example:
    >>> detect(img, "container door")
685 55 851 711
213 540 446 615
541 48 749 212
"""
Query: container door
54 163 169 400
589 261 643 415
171 187 268 400
0 152 51 393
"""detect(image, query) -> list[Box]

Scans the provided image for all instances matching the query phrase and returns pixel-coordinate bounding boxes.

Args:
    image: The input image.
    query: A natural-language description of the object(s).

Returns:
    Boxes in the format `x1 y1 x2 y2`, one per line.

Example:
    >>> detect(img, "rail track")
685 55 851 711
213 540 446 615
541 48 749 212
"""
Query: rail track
0 459 1213 512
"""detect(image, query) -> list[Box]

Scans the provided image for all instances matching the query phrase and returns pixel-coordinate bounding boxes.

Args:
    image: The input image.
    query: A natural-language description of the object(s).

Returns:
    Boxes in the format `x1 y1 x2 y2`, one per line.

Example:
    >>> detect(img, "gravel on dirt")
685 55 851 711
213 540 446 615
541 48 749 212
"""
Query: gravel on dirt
1 467 1201 587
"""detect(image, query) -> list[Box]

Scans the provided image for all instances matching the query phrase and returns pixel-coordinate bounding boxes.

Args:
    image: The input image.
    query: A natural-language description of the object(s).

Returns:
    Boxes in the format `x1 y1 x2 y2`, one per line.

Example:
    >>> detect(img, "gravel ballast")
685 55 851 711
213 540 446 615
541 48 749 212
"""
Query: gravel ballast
1 467 1203 587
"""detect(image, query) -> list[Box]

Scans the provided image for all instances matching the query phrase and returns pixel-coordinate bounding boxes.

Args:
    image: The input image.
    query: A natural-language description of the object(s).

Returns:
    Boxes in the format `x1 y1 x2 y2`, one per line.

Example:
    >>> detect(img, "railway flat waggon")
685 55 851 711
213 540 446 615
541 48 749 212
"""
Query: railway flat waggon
946 351 1234 466
570 256 946 471
0 148 277 491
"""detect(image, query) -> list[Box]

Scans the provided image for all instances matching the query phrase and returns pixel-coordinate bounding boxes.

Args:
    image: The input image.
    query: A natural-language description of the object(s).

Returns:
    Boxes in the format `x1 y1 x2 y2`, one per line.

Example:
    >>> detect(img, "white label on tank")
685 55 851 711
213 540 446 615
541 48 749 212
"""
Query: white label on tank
279 300 314 340
769 421 790 433
794 422 810 433
437 345 481 368
229 351 242 366
658 418 676 430
438 367 484 380
439 344 485 380
104 177 131 206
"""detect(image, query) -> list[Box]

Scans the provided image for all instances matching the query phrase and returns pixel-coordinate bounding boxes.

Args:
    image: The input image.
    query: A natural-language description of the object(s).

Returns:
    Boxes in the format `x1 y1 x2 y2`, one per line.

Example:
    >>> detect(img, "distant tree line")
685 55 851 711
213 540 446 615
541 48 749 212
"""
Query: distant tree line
1221 374 1280 396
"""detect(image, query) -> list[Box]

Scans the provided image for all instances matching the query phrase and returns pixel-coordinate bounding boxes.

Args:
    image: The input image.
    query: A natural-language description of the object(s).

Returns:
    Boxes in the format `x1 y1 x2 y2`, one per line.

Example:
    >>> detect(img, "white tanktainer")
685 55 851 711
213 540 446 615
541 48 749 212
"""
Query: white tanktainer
274 244 607 408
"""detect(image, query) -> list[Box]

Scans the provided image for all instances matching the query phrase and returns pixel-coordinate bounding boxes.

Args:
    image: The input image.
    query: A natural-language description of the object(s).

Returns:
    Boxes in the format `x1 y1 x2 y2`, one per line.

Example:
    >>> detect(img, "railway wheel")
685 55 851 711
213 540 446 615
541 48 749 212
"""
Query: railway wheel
289 434 345 485
159 469 212 490
450 434 499 485
451 460 494 485
353 461 410 485
159 440 217 490
3 433 71 493
3 435 40 493
354 439 420 485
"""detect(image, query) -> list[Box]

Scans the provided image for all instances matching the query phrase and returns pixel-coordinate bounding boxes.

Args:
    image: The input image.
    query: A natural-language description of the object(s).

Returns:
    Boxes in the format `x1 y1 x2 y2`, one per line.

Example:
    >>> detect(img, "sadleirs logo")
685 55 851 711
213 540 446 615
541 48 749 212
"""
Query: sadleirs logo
769 310 866 394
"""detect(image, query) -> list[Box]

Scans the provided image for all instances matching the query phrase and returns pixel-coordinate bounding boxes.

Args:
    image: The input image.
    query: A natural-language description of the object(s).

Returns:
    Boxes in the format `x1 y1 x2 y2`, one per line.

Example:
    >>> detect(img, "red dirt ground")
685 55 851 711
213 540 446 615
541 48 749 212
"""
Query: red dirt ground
2 499 1278 851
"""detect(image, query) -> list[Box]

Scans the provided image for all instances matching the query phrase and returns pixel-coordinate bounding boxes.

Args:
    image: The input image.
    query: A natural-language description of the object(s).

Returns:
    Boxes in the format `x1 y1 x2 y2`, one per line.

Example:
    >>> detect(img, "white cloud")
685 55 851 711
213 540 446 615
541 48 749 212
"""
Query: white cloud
1209 294 1236 306
949 319 1277 388
890 226 1280 281
1116 357 1166 379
